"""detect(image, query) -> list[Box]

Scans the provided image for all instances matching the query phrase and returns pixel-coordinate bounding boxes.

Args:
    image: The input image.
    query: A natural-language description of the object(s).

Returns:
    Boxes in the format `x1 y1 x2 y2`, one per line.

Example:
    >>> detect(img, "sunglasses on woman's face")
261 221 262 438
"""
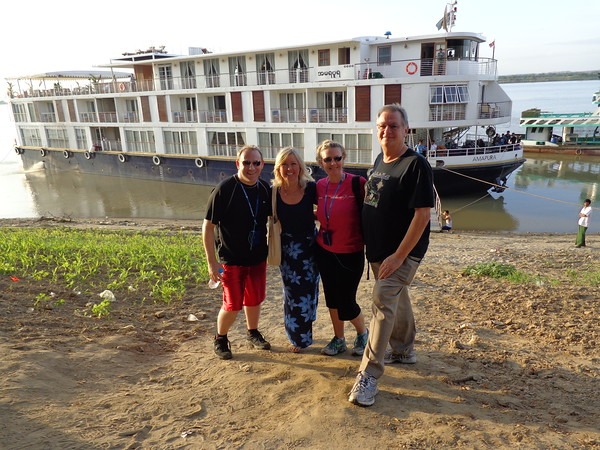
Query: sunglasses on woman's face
323 156 343 163
242 160 262 167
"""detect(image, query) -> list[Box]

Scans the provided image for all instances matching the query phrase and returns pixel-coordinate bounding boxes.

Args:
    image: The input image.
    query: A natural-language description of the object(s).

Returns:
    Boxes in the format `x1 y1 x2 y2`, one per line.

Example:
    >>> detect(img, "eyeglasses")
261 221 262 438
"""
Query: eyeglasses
242 160 262 167
323 156 343 163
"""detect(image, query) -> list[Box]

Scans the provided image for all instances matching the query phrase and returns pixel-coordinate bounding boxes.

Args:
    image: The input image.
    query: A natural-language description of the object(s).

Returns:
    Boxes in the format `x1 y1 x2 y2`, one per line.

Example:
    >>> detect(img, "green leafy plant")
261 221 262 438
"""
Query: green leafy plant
91 299 112 318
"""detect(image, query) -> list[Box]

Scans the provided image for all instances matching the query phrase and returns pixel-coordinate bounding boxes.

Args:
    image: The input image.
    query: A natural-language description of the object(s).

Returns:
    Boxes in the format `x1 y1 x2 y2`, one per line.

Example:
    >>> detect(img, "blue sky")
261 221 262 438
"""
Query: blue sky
1 0 598 88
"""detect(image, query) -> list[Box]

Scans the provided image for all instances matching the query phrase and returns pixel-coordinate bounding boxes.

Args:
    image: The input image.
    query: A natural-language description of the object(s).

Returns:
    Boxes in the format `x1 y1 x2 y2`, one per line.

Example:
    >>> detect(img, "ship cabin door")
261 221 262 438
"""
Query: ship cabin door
420 44 434 76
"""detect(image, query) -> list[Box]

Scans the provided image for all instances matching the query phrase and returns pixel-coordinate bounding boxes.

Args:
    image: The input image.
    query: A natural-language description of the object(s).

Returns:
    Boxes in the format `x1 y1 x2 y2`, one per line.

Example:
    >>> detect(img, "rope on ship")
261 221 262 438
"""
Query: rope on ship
438 166 584 208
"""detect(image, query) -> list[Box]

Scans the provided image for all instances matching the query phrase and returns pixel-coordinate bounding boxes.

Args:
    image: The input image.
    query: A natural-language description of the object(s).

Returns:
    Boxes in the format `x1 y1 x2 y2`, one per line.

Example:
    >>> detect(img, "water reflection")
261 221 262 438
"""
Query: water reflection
8 153 600 233
24 169 209 220
514 154 599 204
439 193 519 231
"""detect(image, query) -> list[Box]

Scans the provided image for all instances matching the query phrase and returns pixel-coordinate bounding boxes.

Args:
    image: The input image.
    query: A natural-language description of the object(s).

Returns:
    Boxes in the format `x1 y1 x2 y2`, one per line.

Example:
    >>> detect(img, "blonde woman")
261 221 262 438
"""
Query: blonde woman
273 147 319 352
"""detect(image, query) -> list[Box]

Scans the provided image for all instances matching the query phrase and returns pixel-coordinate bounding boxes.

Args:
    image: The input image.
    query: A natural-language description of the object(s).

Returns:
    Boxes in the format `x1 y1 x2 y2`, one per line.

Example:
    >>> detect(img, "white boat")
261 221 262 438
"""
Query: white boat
6 9 523 196
519 84 600 156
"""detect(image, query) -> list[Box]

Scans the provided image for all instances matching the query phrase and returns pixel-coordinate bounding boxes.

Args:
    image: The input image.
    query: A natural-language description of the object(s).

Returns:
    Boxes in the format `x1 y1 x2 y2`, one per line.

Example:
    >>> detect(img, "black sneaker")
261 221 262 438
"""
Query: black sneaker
214 336 232 360
247 330 271 350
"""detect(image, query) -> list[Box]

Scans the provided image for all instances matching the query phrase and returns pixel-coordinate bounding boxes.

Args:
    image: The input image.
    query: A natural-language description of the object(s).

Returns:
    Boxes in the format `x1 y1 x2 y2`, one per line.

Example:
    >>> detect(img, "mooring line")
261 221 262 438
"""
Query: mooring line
439 166 582 208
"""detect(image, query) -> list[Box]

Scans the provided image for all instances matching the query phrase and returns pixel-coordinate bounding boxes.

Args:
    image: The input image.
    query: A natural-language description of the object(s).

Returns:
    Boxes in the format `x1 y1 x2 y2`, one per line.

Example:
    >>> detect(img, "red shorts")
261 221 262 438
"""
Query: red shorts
221 261 267 311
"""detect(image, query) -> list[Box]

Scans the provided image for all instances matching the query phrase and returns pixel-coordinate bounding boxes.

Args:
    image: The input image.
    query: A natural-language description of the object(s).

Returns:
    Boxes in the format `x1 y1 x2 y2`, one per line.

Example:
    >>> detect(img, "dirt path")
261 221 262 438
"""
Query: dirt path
0 218 598 449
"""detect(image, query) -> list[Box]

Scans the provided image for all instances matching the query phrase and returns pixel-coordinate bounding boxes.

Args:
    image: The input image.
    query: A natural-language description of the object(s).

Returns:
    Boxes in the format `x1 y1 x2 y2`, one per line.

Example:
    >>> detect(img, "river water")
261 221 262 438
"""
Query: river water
1 80 598 232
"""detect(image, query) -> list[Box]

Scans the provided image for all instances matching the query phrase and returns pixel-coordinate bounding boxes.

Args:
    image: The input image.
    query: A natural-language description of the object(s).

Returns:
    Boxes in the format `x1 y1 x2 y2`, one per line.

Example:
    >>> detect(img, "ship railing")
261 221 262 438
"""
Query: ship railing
8 57 499 99
307 108 348 123
122 111 139 122
199 110 227 123
429 104 466 121
98 139 122 151
40 112 57 123
428 143 522 158
98 112 118 123
345 149 373 164
478 101 511 119
208 145 240 157
271 109 307 123
80 112 98 122
355 57 497 79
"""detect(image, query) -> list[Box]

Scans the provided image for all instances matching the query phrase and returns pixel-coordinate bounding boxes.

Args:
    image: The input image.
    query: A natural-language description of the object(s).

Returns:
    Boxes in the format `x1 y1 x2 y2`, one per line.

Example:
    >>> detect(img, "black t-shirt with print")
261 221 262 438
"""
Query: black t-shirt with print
362 149 434 262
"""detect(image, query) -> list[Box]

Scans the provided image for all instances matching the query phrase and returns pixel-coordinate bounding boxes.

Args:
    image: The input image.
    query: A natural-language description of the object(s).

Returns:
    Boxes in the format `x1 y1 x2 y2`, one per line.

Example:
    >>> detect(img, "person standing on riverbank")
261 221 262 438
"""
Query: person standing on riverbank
348 104 434 407
576 199 592 248
203 145 272 360
314 140 368 357
272 147 319 353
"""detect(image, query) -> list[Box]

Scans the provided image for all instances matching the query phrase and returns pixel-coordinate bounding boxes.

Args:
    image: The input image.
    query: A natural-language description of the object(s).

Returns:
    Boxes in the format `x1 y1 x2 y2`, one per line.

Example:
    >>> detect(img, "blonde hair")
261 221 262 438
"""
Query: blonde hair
315 139 346 165
272 147 313 188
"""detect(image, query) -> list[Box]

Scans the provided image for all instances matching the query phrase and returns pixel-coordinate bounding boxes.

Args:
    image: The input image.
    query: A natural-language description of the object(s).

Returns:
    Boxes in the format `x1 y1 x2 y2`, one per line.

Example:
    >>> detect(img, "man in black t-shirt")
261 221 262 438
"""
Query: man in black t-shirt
203 145 272 360
349 104 434 407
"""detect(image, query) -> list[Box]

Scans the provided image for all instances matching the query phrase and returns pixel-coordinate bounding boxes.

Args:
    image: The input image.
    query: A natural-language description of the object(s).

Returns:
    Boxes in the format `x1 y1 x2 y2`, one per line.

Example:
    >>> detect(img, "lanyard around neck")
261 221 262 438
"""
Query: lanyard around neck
324 175 344 228
240 182 259 225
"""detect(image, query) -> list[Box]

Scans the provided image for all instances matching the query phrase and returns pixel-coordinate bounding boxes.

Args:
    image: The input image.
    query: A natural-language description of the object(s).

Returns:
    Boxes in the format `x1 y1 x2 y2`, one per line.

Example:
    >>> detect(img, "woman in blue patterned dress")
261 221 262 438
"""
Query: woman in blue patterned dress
273 147 319 352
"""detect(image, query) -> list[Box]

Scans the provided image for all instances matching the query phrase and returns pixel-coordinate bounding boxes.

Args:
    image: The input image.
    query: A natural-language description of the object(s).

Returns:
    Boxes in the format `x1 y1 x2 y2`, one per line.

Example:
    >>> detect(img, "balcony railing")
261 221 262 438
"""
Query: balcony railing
10 58 498 99
478 101 511 119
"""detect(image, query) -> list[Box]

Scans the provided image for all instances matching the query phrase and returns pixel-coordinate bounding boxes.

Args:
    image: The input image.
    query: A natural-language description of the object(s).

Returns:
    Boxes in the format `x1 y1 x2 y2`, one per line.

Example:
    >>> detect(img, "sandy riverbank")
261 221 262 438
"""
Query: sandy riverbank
0 218 598 449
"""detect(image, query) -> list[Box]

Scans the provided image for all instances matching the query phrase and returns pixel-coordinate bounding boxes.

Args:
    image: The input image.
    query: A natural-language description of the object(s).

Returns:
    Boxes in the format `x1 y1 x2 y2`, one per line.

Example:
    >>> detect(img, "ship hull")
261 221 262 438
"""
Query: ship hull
17 147 524 197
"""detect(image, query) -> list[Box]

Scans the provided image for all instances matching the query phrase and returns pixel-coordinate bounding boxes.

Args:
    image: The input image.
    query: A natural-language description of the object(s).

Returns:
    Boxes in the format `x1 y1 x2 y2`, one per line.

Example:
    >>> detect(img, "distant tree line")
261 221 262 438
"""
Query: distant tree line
499 70 599 84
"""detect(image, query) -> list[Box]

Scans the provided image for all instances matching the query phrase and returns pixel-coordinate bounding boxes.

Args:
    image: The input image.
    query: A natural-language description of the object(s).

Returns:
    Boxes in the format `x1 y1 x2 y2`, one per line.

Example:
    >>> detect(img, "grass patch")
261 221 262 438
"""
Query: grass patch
565 266 600 287
463 261 540 284
0 227 208 305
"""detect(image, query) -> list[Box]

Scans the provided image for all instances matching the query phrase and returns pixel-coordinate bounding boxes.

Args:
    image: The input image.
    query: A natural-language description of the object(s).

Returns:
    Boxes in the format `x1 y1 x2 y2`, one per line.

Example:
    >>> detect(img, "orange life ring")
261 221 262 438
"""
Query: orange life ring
119 83 126 92
406 62 418 75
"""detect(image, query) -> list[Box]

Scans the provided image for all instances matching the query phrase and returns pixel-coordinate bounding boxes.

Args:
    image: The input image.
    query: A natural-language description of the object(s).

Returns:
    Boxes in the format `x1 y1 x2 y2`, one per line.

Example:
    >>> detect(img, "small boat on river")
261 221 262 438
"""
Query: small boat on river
519 85 600 156
7 4 523 196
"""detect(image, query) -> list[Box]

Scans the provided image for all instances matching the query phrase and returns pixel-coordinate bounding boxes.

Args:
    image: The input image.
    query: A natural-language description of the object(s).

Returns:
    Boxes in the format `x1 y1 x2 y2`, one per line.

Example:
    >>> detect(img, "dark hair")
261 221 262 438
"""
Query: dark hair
584 199 591 204
237 144 263 160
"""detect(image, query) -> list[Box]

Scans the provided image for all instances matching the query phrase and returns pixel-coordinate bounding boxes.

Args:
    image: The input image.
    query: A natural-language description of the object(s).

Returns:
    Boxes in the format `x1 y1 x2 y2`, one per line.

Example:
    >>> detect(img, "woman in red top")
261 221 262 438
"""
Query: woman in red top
315 140 368 356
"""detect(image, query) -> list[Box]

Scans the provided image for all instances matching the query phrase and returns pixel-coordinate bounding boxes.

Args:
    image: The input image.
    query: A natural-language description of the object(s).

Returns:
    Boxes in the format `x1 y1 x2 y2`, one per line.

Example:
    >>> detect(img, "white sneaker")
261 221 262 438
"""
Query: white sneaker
384 348 417 364
348 371 378 407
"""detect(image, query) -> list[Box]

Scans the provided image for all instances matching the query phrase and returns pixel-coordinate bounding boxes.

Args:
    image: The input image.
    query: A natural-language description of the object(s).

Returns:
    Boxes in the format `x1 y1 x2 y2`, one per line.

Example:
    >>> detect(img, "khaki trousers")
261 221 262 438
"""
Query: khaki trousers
359 256 420 379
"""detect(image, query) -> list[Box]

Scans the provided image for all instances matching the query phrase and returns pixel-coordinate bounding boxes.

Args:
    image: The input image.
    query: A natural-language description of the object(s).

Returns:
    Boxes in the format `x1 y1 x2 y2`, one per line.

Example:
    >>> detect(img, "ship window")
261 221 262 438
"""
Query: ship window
377 45 391 65
288 50 309 83
204 59 220 88
338 47 351 65
318 49 330 67
125 130 155 153
258 132 304 159
20 128 42 146
430 85 469 104
75 128 88 150
256 53 275 85
317 132 372 164
46 128 69 148
208 131 246 157
164 130 197 155
158 65 174 90
228 56 247 87
181 61 197 89
446 39 479 60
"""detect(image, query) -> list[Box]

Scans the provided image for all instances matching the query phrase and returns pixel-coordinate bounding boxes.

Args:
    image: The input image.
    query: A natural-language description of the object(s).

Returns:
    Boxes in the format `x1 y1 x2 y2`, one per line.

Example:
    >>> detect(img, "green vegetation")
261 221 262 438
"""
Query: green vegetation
565 267 600 287
0 227 208 312
499 70 599 84
462 261 557 285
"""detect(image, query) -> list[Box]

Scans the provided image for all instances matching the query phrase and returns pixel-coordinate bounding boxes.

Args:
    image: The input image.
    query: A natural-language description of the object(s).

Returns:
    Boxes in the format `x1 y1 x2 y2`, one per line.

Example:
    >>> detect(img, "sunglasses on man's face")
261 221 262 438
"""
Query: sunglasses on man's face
242 160 262 167
323 156 343 163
